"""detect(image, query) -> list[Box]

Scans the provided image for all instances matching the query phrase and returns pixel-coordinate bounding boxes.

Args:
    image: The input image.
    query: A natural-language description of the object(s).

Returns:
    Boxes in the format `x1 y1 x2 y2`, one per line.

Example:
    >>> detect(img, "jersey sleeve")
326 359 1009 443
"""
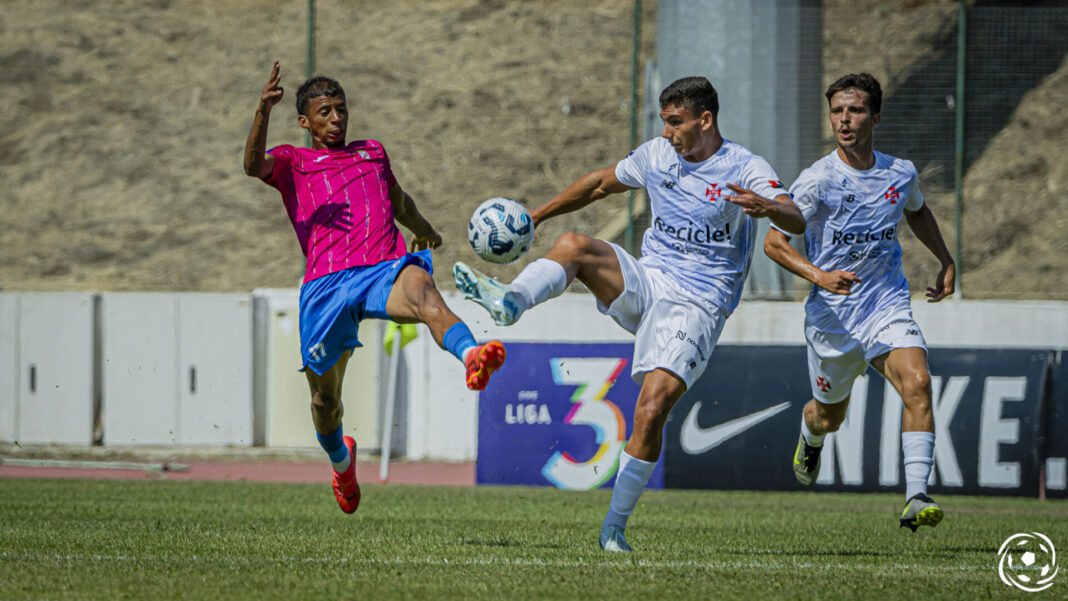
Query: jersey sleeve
614 140 654 188
264 144 295 189
905 166 925 212
740 156 788 201
772 166 819 234
375 141 400 190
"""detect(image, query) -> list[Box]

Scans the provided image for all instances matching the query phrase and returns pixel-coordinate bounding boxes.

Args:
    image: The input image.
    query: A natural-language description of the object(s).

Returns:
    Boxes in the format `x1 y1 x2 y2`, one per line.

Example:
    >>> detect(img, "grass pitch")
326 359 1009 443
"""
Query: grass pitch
1 478 1065 600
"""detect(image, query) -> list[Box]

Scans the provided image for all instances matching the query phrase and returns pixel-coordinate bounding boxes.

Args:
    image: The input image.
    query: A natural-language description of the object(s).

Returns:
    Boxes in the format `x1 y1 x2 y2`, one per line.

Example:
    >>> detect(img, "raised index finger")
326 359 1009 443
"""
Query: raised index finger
726 183 750 194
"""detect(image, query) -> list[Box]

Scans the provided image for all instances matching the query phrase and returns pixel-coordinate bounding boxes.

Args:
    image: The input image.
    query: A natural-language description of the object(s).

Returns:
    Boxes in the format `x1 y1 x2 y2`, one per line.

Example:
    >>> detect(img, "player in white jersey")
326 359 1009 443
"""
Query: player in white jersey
764 73 955 531
453 77 804 551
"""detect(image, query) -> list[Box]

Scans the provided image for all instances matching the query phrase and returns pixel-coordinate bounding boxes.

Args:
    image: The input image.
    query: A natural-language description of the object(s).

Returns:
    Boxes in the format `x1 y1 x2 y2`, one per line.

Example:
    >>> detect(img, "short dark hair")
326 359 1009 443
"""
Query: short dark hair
296 75 346 117
659 76 719 123
825 73 883 114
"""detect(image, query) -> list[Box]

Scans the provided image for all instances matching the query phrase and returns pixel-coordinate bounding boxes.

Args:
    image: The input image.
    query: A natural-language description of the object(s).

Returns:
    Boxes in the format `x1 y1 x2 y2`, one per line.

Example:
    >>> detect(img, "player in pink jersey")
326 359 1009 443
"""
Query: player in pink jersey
242 62 505 514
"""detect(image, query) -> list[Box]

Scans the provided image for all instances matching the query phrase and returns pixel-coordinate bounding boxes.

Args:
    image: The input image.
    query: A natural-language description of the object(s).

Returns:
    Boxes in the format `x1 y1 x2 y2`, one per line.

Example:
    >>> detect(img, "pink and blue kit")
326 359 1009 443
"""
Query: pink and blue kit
264 140 431 374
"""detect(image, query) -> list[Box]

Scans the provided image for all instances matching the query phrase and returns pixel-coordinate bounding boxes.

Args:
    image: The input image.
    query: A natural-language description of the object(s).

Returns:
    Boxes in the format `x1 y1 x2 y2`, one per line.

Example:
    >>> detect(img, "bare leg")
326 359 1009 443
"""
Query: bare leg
384 265 462 348
803 396 850 436
873 347 940 515
624 369 688 461
543 232 626 308
872 348 933 433
601 369 688 551
306 350 362 513
305 350 352 436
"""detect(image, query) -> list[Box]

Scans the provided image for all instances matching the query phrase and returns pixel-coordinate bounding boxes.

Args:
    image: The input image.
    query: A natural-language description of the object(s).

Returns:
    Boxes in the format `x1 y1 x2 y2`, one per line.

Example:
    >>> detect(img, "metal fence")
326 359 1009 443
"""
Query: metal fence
634 1 1068 301
875 2 1068 300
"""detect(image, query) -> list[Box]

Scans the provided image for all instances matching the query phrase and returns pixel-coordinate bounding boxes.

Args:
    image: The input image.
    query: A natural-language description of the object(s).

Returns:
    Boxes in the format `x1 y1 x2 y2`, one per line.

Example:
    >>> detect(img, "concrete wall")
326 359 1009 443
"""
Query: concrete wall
1 290 1065 461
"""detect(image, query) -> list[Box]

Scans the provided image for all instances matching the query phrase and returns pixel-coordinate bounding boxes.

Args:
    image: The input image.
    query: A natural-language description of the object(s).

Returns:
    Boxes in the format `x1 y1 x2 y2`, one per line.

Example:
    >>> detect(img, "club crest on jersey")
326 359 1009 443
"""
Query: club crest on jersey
884 186 902 204
704 183 724 202
816 376 832 393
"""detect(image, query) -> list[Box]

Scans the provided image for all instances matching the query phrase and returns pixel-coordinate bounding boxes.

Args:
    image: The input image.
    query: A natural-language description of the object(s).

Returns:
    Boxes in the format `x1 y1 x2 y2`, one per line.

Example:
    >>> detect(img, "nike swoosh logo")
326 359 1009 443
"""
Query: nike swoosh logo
680 401 792 455
315 155 329 163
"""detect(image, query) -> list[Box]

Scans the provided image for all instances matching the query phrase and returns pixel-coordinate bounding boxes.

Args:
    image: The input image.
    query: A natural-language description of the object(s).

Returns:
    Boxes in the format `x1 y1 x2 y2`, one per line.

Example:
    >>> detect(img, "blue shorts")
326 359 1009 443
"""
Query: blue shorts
299 250 433 375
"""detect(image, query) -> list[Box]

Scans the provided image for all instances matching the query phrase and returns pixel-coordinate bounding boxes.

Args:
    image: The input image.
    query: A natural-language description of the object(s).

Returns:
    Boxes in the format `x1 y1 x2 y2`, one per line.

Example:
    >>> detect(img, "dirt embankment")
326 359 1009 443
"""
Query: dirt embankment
1 0 1063 299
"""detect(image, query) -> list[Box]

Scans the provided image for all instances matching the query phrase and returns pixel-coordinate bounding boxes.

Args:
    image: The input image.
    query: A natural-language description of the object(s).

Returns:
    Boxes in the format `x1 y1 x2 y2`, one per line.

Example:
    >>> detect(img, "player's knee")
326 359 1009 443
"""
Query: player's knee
417 289 449 322
819 415 844 433
809 399 846 432
633 396 673 433
899 369 931 403
552 232 594 260
311 390 343 419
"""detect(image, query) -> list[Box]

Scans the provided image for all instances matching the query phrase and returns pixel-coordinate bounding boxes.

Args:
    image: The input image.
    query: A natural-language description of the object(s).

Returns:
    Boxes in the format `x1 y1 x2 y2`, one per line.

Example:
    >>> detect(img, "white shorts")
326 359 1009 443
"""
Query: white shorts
805 305 927 404
597 243 727 390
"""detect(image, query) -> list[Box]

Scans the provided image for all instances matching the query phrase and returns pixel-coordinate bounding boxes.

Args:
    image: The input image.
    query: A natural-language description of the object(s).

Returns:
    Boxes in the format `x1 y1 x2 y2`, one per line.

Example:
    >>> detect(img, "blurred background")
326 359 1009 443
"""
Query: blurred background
2 0 1065 300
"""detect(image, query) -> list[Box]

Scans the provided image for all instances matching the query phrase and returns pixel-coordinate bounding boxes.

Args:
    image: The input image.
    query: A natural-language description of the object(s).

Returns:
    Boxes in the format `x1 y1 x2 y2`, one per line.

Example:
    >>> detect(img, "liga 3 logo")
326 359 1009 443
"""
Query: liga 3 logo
998 532 1059 592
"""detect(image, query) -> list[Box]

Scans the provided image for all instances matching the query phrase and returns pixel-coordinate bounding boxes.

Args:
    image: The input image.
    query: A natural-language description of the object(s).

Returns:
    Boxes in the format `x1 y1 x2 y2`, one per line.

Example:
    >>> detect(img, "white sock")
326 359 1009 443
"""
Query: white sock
801 415 825 447
602 450 657 531
331 454 351 473
509 258 568 314
902 431 935 499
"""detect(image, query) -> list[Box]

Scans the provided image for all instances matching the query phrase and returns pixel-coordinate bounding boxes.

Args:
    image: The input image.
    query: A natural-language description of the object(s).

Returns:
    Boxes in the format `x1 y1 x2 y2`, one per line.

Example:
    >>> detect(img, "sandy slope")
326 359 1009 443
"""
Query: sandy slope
0 0 1063 299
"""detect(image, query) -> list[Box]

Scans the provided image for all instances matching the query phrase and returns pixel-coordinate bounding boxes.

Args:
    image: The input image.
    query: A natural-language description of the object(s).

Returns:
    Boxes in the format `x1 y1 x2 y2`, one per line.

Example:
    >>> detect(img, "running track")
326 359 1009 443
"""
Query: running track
0 460 476 486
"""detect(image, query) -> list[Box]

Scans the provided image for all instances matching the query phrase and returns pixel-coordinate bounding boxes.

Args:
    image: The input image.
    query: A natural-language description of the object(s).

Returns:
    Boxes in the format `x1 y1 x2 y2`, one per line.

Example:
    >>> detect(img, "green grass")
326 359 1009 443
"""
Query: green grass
1 479 1065 600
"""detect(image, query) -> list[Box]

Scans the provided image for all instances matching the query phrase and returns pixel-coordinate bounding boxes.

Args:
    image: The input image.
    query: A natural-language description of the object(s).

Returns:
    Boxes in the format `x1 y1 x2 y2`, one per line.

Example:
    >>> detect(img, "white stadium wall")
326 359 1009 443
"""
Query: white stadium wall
0 291 1065 461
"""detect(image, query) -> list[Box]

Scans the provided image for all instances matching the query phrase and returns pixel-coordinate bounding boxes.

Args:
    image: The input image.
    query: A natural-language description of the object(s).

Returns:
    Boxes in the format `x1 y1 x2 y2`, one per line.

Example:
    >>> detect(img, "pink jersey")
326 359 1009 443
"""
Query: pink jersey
264 140 406 283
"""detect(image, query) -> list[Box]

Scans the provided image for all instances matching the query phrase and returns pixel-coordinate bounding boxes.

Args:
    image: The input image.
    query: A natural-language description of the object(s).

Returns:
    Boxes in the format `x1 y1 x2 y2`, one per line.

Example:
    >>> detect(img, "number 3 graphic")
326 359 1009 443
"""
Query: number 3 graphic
541 357 628 490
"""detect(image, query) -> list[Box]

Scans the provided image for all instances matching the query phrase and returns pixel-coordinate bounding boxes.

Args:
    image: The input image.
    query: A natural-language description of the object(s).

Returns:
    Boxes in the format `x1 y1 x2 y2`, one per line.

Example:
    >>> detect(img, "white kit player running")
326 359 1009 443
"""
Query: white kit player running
764 73 956 531
453 77 805 552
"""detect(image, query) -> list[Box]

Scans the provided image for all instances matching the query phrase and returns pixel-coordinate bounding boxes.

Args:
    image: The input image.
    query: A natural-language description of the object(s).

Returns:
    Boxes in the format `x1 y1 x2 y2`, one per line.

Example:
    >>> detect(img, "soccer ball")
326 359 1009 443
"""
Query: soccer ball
467 197 534 264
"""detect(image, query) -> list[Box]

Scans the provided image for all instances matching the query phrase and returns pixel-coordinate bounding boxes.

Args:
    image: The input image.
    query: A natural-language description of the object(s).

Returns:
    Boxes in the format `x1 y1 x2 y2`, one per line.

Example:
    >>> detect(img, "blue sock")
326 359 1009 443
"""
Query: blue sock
316 424 349 465
443 322 477 362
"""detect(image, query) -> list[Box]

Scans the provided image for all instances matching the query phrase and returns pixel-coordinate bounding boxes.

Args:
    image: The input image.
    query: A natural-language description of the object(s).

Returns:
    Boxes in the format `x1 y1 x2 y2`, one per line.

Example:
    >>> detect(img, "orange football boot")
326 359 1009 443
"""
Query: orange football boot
331 435 361 514
465 340 507 391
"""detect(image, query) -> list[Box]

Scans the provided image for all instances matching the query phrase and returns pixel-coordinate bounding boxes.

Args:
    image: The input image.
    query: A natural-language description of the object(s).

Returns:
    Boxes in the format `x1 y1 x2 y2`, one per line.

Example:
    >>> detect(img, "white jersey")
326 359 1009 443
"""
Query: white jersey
615 137 787 313
778 149 925 333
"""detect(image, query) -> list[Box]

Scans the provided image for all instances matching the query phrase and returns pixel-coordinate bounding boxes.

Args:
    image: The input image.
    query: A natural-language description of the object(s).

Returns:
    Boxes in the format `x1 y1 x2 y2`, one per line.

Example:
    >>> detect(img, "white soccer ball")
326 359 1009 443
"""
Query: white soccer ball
467 197 534 264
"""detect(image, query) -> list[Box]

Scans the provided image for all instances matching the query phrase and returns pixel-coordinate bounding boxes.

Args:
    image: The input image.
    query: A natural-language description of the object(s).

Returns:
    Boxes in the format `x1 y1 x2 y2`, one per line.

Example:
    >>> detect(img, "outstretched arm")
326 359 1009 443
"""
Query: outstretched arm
764 229 861 295
530 167 636 227
389 184 442 252
905 204 956 302
725 184 806 235
243 61 284 179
